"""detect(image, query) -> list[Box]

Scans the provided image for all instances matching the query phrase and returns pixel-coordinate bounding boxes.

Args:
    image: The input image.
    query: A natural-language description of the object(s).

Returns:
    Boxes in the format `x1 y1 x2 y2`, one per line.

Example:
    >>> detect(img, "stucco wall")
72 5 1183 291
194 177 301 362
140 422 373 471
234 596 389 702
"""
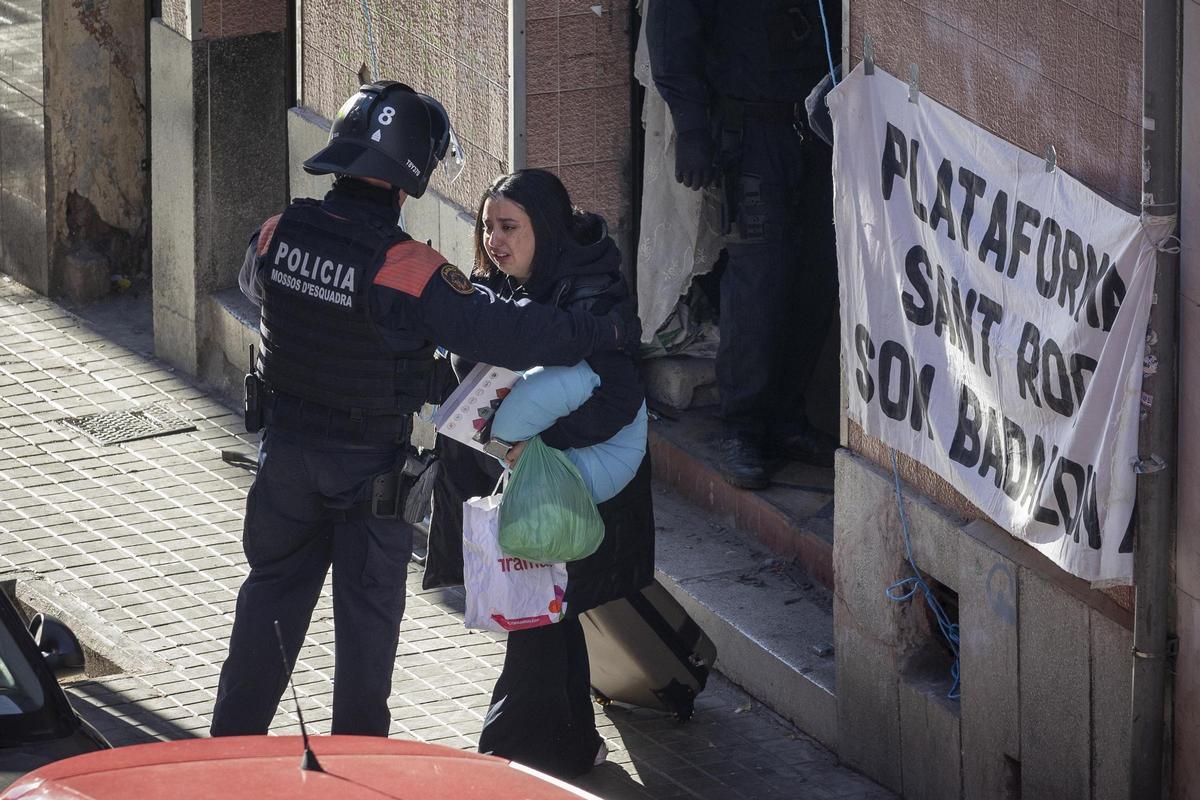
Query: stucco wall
161 0 188 35
45 0 149 290
299 0 510 211
846 0 1142 611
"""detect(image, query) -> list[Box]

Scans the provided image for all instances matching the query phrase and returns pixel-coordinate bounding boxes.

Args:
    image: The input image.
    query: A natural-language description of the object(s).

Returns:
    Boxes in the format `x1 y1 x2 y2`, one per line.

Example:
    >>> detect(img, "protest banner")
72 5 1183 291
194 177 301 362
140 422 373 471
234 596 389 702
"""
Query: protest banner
828 65 1157 582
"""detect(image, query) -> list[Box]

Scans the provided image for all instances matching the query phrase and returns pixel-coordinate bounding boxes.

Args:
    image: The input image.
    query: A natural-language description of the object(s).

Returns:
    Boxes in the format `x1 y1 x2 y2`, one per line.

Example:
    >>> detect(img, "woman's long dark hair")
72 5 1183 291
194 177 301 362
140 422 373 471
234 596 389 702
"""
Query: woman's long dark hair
471 169 591 284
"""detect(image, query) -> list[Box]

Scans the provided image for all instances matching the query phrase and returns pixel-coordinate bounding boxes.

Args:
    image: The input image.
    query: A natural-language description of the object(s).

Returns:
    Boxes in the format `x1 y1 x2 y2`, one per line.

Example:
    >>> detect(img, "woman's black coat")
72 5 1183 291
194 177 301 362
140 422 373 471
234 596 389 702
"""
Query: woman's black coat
422 215 654 614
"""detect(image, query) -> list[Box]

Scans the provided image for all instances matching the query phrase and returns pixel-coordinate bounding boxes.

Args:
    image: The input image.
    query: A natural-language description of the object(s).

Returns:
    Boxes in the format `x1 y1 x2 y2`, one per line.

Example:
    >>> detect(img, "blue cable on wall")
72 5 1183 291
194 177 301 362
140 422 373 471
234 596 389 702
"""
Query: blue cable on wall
358 0 380 81
816 0 839 85
886 450 962 699
812 0 955 693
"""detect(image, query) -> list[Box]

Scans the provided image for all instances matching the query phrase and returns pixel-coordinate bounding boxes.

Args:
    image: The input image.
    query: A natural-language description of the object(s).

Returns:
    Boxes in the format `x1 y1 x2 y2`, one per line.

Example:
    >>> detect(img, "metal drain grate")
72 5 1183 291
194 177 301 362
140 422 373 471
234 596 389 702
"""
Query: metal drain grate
58 401 196 446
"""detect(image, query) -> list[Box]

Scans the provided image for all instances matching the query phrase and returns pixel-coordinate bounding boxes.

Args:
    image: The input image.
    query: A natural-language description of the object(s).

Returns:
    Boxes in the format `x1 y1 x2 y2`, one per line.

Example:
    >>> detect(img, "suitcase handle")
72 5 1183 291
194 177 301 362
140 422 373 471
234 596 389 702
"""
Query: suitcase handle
626 590 710 688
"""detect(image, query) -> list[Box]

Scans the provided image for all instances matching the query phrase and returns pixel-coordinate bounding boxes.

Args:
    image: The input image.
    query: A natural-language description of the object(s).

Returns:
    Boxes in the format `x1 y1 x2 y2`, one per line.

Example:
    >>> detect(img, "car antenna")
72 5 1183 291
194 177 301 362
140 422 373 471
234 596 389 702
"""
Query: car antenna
274 619 324 772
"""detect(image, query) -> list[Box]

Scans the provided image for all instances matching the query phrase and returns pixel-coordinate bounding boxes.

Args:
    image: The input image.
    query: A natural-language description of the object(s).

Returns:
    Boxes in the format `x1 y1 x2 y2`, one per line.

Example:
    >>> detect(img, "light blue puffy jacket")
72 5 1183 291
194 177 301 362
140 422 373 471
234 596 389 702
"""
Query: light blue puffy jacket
489 362 647 504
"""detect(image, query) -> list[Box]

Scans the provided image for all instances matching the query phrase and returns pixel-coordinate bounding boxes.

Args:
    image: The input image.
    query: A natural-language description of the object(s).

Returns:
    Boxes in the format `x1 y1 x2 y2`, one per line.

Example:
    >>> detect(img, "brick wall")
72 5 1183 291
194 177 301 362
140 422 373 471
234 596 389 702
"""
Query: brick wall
849 0 1142 209
846 0 1143 607
525 0 633 238
160 0 286 38
299 0 509 211
200 1 287 37
293 1 633 231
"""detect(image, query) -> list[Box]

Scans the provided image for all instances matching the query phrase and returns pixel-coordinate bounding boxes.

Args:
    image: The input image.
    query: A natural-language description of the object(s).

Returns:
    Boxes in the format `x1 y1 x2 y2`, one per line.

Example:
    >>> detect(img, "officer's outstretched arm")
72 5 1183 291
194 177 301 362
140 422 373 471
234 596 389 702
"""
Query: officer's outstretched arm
414 276 626 371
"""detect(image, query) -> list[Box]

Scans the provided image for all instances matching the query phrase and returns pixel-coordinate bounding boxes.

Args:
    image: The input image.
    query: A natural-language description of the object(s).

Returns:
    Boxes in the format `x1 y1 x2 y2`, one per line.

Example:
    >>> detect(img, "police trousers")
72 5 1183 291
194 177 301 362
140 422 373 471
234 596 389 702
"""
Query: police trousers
210 428 413 737
718 116 838 441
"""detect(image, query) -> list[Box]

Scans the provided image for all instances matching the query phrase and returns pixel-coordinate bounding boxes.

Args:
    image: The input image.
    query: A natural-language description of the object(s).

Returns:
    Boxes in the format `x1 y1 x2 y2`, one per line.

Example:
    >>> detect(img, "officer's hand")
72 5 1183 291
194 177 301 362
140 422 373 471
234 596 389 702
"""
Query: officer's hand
674 129 717 190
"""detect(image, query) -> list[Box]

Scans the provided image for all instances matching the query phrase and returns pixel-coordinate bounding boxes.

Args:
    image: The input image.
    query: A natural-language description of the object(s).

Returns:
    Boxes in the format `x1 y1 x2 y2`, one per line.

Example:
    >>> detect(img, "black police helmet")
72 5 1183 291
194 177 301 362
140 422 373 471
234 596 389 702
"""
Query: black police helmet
302 81 453 198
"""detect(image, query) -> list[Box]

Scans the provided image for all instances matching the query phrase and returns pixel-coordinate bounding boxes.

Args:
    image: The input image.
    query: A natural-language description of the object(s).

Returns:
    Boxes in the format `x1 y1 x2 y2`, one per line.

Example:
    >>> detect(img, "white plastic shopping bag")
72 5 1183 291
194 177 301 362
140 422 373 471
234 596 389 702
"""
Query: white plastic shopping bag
462 492 568 632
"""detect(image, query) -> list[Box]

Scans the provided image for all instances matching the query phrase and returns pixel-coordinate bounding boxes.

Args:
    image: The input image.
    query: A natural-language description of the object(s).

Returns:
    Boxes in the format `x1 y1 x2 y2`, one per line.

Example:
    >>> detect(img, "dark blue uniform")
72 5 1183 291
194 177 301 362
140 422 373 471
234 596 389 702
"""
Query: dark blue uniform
211 180 625 737
647 0 839 461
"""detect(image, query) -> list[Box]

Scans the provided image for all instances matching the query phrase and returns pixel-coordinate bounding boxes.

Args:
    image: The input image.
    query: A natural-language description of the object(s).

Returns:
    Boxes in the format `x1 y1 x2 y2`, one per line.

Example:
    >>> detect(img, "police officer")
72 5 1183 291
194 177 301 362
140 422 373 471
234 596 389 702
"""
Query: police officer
210 81 639 737
647 0 840 489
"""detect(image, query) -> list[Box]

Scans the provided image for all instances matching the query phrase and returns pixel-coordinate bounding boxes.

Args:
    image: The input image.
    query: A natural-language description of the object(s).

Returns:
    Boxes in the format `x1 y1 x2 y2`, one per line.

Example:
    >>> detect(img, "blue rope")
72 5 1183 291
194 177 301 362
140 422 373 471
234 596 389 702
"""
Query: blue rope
816 0 838 86
358 0 380 81
886 450 962 699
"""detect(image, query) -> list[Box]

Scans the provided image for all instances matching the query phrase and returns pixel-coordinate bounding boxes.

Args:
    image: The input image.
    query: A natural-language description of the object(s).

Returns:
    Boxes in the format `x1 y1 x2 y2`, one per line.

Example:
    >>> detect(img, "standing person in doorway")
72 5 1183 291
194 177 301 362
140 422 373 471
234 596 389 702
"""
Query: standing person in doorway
210 83 640 738
646 0 841 489
438 169 655 778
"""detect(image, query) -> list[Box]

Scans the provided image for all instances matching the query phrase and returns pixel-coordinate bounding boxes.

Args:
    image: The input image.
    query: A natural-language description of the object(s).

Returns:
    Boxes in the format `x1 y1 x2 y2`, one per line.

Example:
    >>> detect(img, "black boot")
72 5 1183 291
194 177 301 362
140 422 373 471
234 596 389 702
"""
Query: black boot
771 423 837 468
717 435 769 490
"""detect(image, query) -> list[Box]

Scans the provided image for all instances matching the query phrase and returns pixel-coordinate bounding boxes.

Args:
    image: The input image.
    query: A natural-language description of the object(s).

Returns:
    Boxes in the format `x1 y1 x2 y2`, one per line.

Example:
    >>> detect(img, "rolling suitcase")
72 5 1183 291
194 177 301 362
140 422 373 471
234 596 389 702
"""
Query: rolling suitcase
580 580 717 721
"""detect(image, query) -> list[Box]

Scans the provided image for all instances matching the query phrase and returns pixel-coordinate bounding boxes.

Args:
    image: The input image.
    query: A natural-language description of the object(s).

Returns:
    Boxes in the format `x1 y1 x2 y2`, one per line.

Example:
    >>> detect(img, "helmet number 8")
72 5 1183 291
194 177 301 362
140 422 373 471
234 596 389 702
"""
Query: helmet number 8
377 107 396 126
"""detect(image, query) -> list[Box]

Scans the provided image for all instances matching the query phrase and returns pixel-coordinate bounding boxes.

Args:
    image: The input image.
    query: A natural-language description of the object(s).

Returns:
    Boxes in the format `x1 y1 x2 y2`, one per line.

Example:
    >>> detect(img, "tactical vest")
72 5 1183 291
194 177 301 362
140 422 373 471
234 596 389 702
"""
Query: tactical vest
257 199 434 432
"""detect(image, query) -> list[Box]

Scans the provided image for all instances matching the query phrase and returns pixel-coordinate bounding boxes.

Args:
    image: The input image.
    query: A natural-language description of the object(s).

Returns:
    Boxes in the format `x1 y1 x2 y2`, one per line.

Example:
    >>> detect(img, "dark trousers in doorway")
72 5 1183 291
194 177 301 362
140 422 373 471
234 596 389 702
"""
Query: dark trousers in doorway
717 116 838 442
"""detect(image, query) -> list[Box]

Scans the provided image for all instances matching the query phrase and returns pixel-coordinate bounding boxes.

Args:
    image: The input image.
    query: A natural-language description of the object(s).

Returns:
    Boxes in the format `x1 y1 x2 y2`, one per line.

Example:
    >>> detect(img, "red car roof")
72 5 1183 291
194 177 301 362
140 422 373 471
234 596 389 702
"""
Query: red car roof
1 736 599 800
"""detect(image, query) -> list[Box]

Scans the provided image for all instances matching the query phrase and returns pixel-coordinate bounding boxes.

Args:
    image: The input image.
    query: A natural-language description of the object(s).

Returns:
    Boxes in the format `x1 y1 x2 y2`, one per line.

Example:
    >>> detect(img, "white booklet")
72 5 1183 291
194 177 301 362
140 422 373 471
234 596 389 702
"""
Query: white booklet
431 362 521 454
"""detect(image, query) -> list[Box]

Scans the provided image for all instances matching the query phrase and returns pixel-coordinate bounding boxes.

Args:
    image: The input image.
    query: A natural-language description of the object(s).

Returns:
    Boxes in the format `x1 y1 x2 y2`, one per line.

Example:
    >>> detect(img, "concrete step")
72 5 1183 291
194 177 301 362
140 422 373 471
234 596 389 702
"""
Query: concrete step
207 287 261 404
648 410 835 590
651 481 837 750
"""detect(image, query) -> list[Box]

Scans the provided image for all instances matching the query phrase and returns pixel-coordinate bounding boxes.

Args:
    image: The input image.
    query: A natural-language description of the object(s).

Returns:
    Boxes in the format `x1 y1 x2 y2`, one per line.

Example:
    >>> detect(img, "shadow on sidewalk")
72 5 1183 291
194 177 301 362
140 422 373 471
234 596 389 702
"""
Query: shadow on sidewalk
68 681 201 747
574 680 859 800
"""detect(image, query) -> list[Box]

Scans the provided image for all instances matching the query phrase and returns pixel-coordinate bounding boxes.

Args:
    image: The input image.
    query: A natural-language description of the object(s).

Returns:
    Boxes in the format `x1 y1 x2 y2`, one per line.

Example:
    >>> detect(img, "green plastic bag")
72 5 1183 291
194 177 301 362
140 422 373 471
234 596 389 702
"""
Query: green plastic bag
498 436 605 563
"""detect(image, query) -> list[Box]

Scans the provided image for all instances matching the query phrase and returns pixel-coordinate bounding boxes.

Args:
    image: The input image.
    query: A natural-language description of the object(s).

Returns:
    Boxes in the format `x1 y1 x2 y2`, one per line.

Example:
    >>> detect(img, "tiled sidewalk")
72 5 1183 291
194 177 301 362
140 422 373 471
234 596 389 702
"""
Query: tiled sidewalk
0 276 892 800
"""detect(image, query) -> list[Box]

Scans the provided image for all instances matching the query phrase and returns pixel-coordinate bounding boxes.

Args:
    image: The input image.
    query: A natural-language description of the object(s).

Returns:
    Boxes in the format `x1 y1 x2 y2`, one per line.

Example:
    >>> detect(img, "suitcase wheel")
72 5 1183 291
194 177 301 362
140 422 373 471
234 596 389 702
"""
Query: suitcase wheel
671 703 694 723
655 680 697 723
592 688 612 707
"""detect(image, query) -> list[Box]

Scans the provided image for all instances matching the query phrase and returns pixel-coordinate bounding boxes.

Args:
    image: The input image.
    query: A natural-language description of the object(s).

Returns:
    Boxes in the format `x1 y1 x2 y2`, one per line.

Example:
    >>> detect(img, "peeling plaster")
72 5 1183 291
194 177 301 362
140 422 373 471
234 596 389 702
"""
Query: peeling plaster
47 1 150 283
72 0 139 89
